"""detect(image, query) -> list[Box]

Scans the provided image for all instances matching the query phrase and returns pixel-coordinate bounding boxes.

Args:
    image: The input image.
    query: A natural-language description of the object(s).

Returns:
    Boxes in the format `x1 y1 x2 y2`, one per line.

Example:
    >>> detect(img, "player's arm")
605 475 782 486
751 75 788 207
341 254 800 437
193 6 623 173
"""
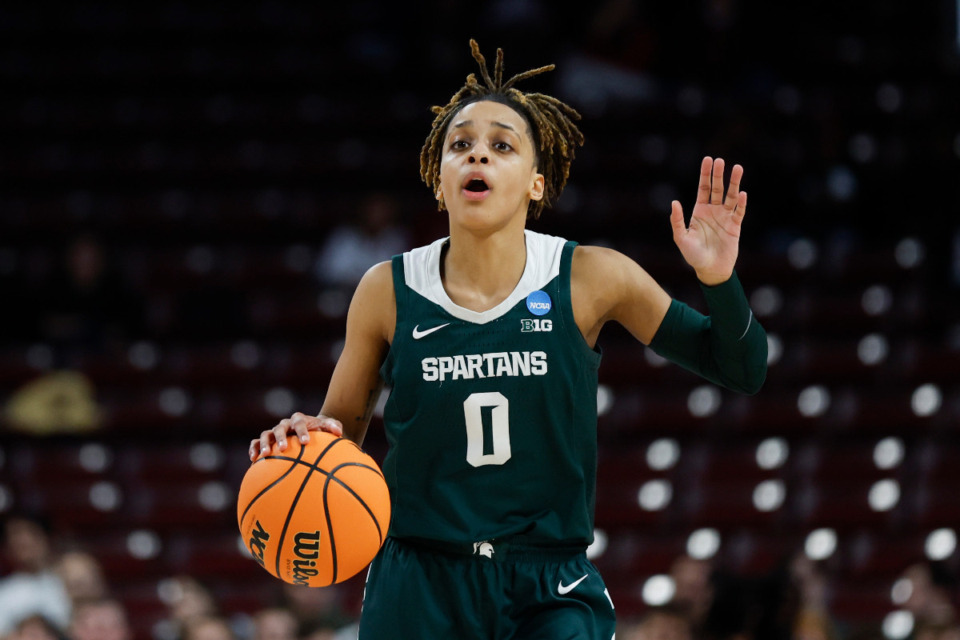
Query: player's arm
317 260 394 444
573 157 767 394
249 261 394 460
653 156 767 393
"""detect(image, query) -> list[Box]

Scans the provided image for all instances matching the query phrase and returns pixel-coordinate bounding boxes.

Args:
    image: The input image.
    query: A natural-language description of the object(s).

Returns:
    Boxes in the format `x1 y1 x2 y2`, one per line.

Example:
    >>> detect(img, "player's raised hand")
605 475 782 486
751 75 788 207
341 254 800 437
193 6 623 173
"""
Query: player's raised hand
670 156 747 285
250 412 344 461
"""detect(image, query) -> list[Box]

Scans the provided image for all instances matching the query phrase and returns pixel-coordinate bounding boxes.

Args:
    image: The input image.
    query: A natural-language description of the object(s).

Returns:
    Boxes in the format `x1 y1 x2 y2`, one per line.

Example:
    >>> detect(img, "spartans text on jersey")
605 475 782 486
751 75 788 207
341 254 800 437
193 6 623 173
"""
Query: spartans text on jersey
421 351 548 382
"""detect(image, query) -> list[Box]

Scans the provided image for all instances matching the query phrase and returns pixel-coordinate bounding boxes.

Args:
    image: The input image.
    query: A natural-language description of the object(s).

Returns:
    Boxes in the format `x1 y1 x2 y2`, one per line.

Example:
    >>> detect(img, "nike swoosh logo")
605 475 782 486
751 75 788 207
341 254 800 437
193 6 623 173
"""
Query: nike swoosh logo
412 323 451 340
557 574 588 595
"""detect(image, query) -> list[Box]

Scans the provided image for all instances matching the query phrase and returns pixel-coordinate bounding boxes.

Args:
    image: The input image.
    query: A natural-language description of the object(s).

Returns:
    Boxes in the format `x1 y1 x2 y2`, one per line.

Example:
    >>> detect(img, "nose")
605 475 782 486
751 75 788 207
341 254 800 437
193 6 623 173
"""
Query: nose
468 149 489 164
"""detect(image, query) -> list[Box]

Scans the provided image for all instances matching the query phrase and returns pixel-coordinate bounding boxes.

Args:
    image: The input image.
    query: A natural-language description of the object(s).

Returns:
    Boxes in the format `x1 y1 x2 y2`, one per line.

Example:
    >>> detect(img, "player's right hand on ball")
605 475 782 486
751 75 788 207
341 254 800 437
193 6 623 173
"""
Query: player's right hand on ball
249 412 344 461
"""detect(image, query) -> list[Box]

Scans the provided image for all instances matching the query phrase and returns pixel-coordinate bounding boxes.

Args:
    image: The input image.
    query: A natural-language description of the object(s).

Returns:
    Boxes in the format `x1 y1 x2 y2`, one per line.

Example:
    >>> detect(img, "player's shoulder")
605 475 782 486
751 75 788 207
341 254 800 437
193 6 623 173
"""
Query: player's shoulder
356 260 394 293
351 261 396 319
570 243 661 306
571 243 636 281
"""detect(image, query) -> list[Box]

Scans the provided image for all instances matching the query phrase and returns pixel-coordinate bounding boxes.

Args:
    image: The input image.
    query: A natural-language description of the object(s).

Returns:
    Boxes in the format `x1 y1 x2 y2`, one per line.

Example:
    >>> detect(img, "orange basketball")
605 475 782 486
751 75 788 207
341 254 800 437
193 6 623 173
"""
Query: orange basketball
237 430 391 586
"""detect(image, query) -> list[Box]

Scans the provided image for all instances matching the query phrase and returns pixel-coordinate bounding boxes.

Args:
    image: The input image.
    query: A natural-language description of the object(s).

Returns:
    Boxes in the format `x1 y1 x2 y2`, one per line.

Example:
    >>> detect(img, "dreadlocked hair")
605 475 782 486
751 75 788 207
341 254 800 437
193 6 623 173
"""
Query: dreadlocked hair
420 39 584 220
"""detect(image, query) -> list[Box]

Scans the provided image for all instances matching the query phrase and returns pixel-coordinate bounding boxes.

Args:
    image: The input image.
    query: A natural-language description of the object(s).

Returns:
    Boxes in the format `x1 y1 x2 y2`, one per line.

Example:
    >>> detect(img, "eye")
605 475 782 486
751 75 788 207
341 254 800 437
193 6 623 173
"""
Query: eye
449 139 470 150
493 141 513 152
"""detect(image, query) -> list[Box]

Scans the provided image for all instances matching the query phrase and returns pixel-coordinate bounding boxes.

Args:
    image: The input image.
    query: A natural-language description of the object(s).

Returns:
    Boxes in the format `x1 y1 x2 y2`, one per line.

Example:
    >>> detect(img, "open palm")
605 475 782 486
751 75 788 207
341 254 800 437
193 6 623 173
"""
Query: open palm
671 156 748 286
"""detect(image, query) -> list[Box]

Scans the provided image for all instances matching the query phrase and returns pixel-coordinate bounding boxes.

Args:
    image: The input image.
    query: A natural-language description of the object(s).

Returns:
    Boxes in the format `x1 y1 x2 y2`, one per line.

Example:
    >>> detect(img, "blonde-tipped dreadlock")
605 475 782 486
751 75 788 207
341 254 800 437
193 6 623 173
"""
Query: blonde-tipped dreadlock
420 39 584 220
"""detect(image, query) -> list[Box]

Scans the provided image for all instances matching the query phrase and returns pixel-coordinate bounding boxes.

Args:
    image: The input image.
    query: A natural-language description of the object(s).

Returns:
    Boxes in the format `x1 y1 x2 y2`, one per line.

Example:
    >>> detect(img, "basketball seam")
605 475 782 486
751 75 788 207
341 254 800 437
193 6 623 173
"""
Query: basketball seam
238 446 308 528
269 455 385 479
321 462 387 584
324 463 387 545
323 468 339 583
273 437 346 584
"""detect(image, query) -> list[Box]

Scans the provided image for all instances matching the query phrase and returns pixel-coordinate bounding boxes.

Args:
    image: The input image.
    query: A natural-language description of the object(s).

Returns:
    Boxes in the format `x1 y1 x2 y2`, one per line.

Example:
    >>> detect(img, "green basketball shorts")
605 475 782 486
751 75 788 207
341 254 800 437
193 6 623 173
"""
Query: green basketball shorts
358 537 616 640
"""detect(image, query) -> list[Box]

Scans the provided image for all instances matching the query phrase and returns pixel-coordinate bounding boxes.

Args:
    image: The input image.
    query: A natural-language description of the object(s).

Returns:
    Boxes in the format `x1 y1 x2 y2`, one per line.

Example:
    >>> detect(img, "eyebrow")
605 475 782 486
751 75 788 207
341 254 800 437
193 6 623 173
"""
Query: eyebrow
452 120 519 134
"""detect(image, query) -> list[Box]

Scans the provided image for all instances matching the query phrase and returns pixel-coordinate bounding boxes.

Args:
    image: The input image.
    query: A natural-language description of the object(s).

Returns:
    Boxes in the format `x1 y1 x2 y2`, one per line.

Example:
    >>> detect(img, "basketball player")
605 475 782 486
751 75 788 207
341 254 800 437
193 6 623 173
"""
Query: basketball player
249 40 767 639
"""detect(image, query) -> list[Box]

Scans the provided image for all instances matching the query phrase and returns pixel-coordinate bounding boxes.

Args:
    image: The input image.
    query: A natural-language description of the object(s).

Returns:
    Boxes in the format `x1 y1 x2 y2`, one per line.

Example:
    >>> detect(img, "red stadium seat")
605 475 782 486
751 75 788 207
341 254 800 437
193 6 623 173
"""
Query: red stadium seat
163 531 265 581
792 479 908 530
125 480 236 532
837 530 926 581
592 530 687 581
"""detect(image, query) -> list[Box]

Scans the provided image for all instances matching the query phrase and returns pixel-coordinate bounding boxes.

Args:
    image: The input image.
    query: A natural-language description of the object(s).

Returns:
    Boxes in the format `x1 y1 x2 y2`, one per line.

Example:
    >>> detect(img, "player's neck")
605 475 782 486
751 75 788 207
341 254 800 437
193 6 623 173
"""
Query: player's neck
441 226 527 312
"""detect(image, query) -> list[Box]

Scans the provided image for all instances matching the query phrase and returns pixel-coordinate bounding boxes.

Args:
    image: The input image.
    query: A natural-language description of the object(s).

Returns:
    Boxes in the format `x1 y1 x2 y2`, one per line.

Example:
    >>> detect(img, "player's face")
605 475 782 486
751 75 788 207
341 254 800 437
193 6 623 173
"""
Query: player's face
438 100 544 232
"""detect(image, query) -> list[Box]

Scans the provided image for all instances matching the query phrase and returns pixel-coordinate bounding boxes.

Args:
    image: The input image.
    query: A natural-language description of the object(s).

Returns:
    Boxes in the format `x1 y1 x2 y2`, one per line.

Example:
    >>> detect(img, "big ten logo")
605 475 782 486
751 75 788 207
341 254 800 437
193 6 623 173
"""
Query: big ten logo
248 520 270 566
521 318 553 333
291 531 321 585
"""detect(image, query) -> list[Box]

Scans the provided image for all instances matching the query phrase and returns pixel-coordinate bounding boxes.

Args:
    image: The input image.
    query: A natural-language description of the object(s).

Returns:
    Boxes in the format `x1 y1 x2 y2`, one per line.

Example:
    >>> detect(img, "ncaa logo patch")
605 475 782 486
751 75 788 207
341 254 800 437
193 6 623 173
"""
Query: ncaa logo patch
526 290 552 316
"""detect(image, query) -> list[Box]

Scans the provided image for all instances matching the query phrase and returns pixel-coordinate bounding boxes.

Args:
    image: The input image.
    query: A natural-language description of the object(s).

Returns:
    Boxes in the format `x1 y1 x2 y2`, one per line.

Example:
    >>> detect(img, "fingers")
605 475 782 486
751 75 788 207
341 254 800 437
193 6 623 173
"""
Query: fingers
247 417 297 462
292 412 344 438
273 420 292 450
249 413 345 461
724 164 744 211
250 425 280 462
696 156 712 204
290 412 313 444
735 191 747 221
710 157 725 205
670 200 686 240
317 416 345 437
699 156 745 213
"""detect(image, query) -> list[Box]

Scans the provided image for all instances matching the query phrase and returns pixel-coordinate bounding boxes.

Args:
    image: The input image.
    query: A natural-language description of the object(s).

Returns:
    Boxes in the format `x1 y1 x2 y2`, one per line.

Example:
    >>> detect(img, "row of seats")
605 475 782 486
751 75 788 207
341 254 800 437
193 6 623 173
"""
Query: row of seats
4 432 958 480
1 232 942 287
1 384 955 438
3 328 956 385
3 437 958 532
1 477 942 627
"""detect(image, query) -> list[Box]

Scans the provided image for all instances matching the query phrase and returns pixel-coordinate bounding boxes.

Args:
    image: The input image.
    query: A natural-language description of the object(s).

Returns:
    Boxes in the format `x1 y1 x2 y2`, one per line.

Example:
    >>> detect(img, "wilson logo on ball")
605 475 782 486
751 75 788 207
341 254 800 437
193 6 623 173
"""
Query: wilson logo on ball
291 531 321 586
248 520 271 567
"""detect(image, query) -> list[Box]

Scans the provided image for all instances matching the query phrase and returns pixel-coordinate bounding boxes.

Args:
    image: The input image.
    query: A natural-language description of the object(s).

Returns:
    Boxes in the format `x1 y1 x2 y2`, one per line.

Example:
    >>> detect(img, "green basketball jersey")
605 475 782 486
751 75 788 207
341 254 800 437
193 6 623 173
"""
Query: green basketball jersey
379 230 602 547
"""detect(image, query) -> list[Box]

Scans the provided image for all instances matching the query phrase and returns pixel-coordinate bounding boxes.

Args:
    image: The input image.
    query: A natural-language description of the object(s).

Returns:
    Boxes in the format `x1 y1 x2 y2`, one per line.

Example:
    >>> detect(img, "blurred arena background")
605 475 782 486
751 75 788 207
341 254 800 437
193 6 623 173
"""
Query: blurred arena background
1 1 959 639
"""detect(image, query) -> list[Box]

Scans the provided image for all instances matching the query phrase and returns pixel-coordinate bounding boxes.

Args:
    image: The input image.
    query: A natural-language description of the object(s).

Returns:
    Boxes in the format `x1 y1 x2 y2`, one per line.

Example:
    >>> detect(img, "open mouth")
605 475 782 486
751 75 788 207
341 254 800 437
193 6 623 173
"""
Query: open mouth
464 178 489 192
461 176 491 201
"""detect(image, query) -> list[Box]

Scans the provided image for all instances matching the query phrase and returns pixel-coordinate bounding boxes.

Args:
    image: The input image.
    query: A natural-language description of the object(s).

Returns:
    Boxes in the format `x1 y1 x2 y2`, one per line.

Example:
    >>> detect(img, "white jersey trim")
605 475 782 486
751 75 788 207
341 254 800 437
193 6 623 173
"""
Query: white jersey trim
402 230 566 325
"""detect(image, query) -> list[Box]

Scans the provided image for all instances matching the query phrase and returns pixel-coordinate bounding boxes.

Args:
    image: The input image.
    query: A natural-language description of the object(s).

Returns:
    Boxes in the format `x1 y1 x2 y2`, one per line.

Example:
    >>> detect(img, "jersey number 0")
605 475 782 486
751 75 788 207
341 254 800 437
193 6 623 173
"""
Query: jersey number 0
464 392 511 467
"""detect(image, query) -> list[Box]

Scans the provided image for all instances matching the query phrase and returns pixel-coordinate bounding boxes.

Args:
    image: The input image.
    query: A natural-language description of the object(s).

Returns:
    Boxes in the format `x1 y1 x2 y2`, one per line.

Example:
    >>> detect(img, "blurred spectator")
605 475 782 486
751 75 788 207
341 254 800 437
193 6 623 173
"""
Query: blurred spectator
155 575 220 640
668 554 715 635
555 0 658 115
280 583 354 636
38 233 144 355
179 616 235 640
901 561 959 632
700 569 756 640
314 193 410 291
299 623 358 640
693 552 840 640
790 554 840 640
916 623 960 640
66 599 131 640
0 512 71 635
619 606 693 640
250 608 297 640
6 615 67 640
330 623 360 640
55 551 108 606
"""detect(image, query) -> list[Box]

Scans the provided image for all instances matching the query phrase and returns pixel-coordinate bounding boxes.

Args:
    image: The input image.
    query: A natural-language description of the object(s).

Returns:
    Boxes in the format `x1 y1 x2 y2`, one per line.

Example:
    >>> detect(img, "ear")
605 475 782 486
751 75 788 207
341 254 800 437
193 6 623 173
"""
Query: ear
528 173 545 202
